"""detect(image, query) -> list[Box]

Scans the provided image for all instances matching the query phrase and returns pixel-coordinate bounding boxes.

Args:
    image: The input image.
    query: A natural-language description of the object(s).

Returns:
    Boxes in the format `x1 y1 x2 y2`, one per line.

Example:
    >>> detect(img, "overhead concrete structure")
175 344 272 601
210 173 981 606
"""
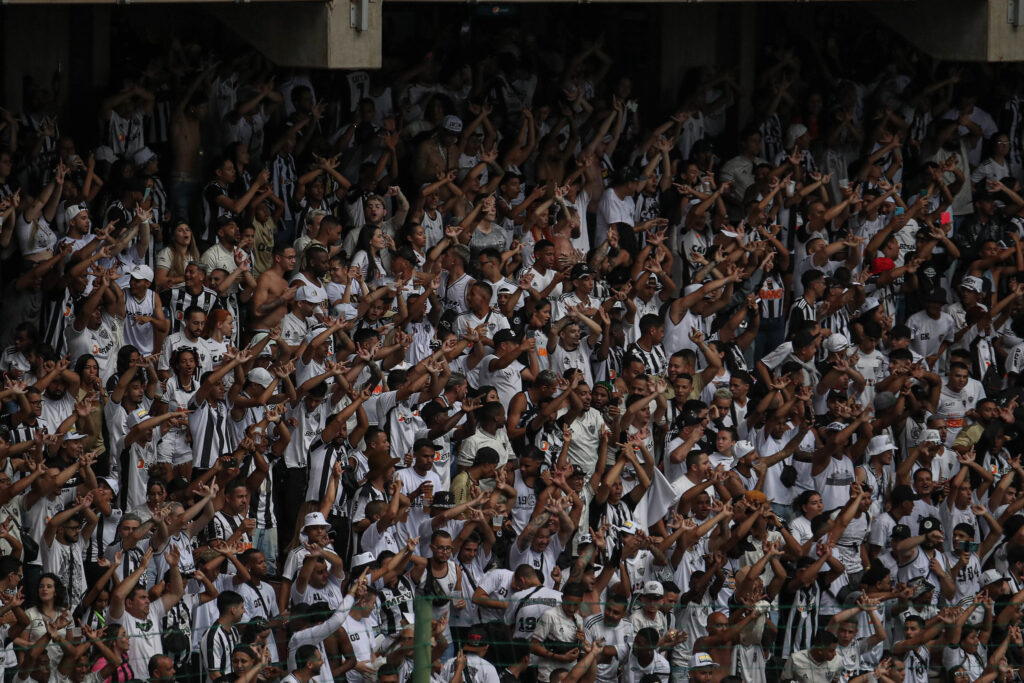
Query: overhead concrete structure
207 0 382 70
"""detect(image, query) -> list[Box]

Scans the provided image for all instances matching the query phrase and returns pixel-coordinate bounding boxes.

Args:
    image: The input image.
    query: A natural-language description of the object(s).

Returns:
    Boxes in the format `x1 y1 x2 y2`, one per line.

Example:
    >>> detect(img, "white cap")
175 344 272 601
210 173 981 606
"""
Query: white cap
132 147 157 167
919 429 941 445
65 204 86 223
866 434 894 456
295 286 327 304
351 551 376 567
442 115 463 133
301 511 329 532
858 297 881 315
732 440 756 460
642 581 664 597
961 275 984 293
93 145 117 164
497 282 517 295
130 264 154 282
980 569 1006 586
100 477 120 496
333 303 358 321
785 123 809 148
825 333 850 354
684 283 703 296
63 427 88 441
690 653 719 671
720 229 739 238
247 367 274 389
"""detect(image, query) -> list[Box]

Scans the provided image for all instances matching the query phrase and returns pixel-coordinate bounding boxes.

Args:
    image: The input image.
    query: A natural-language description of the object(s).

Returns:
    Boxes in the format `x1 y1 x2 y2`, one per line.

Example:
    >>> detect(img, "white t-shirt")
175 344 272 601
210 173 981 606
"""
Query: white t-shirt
907 310 955 359
117 599 167 678
596 188 635 246
510 536 564 588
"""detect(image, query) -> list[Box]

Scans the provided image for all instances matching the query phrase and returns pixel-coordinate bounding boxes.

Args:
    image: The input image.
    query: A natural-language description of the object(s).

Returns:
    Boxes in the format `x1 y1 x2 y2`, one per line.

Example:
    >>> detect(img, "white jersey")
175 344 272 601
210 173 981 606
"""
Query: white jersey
505 586 562 639
123 289 158 355
936 381 986 446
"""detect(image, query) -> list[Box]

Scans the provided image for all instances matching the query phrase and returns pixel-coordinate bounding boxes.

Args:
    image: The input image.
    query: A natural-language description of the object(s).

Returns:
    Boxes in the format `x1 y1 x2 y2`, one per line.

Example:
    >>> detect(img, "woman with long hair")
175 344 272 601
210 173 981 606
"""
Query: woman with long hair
402 223 429 270
351 224 391 288
154 221 200 291
91 623 135 681
464 195 507 261
18 573 70 668
75 354 106 454
129 478 168 524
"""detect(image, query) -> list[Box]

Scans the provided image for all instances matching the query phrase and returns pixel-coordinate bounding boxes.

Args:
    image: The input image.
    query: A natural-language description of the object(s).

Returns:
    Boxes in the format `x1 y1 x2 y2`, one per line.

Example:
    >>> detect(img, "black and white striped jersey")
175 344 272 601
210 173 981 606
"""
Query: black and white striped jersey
187 398 230 470
626 341 667 377
758 274 785 320
786 297 816 339
201 622 239 681
164 284 219 334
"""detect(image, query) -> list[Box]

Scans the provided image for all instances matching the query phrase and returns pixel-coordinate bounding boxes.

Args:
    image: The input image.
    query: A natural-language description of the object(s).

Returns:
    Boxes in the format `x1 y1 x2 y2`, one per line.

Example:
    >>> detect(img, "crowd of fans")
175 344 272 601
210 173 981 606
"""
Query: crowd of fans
3 14 1024 683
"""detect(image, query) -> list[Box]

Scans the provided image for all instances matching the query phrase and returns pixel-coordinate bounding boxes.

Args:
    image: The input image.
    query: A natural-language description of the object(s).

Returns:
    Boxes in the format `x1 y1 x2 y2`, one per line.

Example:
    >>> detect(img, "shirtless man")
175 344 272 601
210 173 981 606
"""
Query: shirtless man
692 606 763 682
170 64 216 226
251 243 300 330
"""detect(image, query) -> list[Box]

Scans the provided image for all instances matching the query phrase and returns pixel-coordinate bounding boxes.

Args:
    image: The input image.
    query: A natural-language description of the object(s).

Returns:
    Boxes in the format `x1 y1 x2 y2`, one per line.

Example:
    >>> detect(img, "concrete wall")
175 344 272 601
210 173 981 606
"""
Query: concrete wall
209 0 382 69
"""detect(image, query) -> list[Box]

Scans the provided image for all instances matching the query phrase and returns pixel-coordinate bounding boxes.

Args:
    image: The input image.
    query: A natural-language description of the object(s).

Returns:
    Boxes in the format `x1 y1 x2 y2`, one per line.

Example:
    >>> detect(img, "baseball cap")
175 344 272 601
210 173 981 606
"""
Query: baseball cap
619 520 639 535
918 429 941 445
570 263 595 280
493 329 520 346
642 581 664 597
65 204 86 223
130 264 154 282
301 512 329 532
93 145 117 164
892 523 912 540
295 286 327 304
247 367 274 389
785 123 809 149
690 653 719 671
431 491 456 510
857 297 881 315
496 282 517 295
442 115 463 134
919 516 941 534
100 477 120 496
213 214 237 230
63 426 88 441
350 552 377 569
870 257 896 274
465 624 489 646
825 333 850 354
613 165 647 185
961 275 984 293
132 147 157 167
732 441 756 460
980 569 1006 587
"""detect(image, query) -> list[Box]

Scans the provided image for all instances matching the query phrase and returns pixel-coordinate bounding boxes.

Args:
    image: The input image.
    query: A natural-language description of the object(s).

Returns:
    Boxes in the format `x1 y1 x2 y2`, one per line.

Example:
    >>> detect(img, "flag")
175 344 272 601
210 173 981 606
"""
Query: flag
632 468 683 531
